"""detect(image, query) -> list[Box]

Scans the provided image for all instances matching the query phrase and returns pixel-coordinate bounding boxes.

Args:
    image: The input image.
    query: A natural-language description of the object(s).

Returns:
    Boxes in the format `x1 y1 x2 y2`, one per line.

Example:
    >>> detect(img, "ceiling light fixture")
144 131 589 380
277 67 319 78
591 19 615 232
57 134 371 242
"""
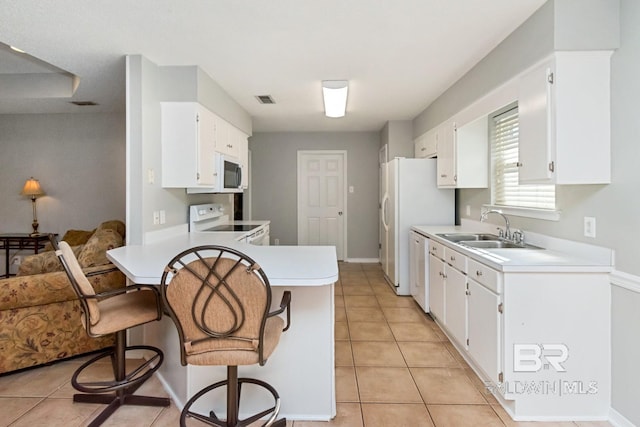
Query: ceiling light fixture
322 80 348 118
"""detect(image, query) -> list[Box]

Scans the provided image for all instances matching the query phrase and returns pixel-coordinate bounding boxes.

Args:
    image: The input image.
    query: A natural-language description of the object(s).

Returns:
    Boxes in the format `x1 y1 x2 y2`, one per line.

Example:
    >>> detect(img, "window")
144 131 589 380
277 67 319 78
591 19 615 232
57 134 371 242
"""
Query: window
491 105 556 211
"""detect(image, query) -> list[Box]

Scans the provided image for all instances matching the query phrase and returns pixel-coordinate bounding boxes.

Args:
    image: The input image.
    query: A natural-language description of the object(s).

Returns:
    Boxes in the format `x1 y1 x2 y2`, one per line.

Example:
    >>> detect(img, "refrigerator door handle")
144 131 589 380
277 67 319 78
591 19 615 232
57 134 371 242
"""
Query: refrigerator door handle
381 194 389 230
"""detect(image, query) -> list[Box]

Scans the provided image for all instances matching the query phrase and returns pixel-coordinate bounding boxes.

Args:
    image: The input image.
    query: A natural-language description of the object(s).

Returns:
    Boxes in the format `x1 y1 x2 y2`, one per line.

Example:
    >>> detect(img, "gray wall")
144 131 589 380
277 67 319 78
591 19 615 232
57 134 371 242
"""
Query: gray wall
413 0 640 424
249 131 380 259
380 120 414 160
0 113 126 274
125 55 252 244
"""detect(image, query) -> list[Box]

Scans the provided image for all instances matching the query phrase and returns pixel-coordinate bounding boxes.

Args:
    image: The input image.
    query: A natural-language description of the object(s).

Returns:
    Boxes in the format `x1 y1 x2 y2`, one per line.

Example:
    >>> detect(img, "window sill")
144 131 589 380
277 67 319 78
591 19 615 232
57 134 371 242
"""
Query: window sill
482 204 561 221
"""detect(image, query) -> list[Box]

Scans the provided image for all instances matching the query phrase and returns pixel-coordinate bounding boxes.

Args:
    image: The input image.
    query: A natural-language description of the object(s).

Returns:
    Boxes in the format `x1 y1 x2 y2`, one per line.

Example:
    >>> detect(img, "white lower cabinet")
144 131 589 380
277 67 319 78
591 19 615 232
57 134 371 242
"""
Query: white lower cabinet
467 277 501 384
409 231 428 312
428 253 445 322
423 236 610 420
444 265 467 347
428 240 446 322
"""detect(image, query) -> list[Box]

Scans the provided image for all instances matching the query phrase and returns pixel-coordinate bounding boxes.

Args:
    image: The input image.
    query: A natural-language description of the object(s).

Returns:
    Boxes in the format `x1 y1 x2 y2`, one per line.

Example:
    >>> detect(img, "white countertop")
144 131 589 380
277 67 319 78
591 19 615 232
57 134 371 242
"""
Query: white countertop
412 225 613 273
107 232 338 286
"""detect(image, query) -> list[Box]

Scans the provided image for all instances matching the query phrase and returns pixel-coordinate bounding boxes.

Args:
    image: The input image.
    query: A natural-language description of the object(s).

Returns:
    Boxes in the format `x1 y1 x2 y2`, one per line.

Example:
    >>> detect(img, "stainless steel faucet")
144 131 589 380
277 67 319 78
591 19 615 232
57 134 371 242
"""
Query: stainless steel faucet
480 209 511 240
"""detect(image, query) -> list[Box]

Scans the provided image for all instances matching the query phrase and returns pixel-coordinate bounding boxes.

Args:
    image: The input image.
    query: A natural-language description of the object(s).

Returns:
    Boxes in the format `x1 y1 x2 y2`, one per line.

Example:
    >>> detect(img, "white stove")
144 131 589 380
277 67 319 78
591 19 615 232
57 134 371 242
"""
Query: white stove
189 203 270 245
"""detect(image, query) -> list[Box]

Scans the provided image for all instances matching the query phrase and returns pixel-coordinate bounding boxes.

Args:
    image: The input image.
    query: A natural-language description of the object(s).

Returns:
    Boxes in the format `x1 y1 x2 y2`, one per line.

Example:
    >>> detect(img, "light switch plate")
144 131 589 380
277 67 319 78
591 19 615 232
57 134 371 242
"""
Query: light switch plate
584 217 596 238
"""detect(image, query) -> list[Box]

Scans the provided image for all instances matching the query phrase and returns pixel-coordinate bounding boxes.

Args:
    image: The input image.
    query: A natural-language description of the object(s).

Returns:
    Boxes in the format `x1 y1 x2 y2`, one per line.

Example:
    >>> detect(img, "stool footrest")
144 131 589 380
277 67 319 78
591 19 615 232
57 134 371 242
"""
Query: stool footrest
181 375 284 427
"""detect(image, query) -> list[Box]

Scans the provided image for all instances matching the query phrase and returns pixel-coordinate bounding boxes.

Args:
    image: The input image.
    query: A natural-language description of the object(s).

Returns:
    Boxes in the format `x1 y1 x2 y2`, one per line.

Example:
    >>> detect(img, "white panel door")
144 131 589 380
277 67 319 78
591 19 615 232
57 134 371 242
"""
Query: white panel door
298 151 346 260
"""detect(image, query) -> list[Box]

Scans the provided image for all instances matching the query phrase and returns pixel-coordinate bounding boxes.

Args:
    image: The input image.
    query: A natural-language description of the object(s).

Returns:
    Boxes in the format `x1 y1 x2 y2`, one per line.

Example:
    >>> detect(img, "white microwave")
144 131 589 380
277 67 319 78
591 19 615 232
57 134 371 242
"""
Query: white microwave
217 153 243 192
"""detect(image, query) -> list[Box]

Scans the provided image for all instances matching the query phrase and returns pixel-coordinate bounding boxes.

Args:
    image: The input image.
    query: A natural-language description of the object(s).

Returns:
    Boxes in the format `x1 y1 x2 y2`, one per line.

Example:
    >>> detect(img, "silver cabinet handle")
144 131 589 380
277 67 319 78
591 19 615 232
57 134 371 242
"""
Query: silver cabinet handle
476 270 483 276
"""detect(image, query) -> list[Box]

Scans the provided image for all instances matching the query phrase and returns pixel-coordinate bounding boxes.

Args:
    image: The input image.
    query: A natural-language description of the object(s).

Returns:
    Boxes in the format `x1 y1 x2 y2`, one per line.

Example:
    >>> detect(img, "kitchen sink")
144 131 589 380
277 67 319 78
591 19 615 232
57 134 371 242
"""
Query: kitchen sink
436 233 500 242
436 232 542 249
460 240 542 249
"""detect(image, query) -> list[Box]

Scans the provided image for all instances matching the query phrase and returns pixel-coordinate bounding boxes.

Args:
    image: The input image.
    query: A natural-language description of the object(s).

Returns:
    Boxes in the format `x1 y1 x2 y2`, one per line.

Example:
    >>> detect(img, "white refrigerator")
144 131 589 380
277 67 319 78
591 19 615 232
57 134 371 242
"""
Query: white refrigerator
381 158 454 295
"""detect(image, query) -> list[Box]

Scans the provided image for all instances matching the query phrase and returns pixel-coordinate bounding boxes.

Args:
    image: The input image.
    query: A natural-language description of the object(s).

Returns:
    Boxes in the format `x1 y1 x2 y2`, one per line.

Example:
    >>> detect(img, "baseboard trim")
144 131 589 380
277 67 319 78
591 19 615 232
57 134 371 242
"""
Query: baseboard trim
609 407 637 427
344 258 379 263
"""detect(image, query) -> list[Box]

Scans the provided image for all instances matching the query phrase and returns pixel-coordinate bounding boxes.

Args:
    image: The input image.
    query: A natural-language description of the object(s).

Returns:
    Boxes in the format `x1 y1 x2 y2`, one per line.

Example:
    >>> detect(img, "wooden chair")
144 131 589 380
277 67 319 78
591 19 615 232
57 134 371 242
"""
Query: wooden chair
160 245 291 427
52 238 170 426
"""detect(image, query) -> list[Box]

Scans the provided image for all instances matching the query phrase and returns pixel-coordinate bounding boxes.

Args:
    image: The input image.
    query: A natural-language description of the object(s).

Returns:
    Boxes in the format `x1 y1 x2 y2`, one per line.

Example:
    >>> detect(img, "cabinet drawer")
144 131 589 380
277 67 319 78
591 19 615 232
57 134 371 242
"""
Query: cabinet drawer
429 240 445 260
467 259 502 293
445 247 466 273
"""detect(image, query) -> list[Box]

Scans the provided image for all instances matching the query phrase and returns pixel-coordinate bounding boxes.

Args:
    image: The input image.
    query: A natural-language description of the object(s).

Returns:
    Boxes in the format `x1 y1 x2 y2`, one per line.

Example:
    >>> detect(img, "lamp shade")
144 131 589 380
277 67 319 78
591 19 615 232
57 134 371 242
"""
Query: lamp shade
322 80 348 118
21 177 45 198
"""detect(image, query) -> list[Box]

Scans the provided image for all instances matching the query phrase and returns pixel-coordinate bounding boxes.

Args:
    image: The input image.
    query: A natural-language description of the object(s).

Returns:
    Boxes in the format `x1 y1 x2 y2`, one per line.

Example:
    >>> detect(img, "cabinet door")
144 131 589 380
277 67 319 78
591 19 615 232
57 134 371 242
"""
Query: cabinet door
214 116 237 157
196 107 217 186
468 278 501 384
437 121 457 187
428 254 445 321
414 129 437 159
235 130 249 188
161 102 217 189
409 232 419 297
518 59 555 183
409 232 427 311
414 134 427 158
445 265 467 347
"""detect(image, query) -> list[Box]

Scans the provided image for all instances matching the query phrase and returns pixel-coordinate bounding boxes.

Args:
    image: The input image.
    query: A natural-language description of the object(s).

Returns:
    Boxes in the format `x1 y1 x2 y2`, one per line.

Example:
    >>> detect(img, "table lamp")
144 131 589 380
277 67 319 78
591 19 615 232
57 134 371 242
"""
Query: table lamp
21 177 46 236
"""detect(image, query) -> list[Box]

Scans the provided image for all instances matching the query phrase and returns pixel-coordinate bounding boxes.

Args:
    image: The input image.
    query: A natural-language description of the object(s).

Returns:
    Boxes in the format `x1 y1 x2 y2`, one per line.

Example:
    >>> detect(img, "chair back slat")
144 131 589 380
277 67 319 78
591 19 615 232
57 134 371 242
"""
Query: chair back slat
161 246 272 365
53 239 101 325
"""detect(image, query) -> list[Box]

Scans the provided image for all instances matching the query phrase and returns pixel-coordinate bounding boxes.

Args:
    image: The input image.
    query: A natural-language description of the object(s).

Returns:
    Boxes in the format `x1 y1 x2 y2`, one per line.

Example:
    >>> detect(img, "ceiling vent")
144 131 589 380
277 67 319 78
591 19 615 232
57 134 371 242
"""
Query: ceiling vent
255 95 275 104
70 101 98 106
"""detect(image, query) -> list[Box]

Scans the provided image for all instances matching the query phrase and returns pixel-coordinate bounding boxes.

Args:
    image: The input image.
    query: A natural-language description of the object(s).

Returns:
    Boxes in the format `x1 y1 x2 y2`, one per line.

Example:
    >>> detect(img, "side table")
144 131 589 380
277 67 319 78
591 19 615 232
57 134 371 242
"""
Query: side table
0 233 57 278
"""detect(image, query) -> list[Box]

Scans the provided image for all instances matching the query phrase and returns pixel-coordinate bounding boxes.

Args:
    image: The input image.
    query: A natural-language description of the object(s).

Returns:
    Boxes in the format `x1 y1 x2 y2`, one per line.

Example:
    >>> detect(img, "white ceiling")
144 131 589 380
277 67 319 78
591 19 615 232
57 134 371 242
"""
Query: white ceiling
0 0 546 132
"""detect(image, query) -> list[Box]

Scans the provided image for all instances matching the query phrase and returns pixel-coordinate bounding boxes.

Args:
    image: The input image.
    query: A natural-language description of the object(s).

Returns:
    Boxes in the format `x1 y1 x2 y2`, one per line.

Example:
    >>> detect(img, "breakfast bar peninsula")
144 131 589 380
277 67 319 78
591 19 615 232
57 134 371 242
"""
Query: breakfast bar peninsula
107 232 339 421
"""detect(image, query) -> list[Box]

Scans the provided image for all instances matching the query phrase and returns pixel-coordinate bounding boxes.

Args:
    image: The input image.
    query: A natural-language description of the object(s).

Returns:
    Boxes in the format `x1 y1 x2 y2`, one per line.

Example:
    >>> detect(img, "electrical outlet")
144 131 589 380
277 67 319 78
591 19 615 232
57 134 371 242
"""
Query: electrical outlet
274 238 280 246
466 205 471 216
153 211 160 225
147 168 155 184
349 186 354 194
584 216 596 238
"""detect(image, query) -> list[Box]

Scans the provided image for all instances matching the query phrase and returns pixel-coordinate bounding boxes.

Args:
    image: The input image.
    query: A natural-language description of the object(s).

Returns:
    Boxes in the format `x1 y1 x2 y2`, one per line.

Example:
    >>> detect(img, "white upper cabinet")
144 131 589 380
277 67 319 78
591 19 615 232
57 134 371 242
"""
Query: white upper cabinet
161 102 218 189
234 127 250 189
414 128 437 159
214 116 238 157
214 114 249 188
518 51 612 184
436 118 488 189
436 120 456 187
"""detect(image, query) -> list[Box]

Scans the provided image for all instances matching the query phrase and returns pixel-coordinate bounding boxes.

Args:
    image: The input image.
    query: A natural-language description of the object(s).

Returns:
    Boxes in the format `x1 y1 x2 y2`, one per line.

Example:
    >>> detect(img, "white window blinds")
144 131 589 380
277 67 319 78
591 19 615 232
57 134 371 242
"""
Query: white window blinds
491 107 555 210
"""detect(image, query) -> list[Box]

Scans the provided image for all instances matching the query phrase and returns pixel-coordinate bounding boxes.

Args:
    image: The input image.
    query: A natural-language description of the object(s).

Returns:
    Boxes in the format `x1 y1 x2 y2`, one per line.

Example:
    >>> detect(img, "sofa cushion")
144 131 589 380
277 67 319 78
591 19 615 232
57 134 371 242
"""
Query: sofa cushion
77 229 124 268
96 220 126 240
17 245 83 276
61 229 96 247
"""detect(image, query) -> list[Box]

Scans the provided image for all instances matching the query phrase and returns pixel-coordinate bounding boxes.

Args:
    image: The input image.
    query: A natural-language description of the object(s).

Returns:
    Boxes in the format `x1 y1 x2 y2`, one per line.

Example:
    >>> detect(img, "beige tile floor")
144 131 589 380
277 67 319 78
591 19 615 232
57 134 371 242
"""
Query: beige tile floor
0 262 612 427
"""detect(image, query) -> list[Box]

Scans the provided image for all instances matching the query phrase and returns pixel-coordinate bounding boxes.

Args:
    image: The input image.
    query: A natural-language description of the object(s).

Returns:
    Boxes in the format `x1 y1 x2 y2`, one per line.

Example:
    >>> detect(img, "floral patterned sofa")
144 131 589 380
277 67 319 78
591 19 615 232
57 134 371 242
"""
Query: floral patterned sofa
0 220 127 374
